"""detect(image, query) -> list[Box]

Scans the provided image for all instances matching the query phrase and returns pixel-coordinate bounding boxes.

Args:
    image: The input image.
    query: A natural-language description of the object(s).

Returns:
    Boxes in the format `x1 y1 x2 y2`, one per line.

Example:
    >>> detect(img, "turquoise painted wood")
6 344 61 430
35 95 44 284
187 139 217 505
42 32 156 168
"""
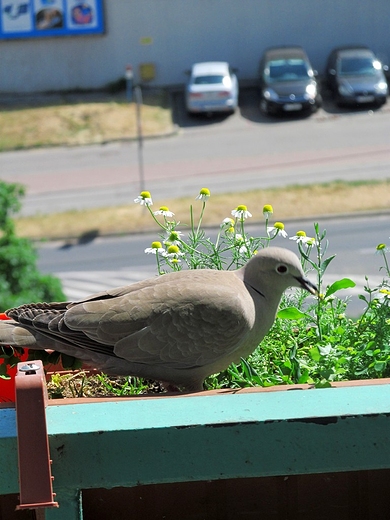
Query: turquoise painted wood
1 383 390 519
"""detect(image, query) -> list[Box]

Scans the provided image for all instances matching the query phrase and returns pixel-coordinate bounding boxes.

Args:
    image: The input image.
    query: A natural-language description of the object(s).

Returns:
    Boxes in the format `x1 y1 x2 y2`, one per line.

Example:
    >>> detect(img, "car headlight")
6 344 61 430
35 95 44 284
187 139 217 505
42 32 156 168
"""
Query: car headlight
263 88 279 101
338 83 353 96
304 83 317 100
374 81 388 94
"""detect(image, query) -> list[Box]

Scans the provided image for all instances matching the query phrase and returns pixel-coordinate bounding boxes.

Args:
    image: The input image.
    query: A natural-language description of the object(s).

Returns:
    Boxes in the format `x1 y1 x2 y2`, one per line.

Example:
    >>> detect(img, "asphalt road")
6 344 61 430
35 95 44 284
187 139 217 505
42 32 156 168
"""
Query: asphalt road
1 89 390 215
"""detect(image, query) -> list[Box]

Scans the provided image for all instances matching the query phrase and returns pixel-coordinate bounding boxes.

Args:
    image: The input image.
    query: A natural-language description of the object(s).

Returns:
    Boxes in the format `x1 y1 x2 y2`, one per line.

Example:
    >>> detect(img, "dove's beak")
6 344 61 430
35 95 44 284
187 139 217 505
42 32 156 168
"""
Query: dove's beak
296 276 318 295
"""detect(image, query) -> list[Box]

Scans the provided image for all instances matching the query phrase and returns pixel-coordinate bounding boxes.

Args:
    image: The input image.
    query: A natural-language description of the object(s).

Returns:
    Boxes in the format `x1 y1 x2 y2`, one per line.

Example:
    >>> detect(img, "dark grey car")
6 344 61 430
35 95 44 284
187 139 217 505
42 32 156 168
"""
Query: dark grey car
258 46 322 115
325 46 388 107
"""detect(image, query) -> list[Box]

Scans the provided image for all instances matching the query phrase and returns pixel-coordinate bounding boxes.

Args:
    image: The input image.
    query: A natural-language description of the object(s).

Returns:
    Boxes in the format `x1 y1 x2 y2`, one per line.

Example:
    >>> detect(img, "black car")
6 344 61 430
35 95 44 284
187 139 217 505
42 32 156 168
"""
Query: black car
258 46 322 115
325 45 388 107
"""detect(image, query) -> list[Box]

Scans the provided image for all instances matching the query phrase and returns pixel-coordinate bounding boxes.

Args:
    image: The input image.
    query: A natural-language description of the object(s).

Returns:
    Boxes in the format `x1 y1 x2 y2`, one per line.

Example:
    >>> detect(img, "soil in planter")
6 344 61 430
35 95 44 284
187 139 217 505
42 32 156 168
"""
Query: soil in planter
46 371 166 399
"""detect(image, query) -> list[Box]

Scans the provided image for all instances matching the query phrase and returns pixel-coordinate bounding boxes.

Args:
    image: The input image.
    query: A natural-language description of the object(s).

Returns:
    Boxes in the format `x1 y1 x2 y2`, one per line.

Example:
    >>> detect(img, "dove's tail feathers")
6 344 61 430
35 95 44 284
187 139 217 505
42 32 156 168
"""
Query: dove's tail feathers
0 320 38 347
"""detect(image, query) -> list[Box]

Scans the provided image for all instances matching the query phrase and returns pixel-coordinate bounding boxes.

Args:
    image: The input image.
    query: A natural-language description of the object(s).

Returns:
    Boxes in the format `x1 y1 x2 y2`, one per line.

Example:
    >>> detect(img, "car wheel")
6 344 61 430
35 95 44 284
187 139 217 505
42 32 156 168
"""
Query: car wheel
260 99 269 114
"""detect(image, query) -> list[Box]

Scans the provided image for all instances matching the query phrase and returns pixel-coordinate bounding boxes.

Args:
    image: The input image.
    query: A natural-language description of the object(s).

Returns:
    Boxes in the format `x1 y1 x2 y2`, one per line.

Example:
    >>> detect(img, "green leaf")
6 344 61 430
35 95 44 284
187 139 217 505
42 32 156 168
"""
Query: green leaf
298 369 310 384
309 346 321 362
277 307 307 320
315 380 333 389
325 278 356 298
320 254 336 272
374 361 386 372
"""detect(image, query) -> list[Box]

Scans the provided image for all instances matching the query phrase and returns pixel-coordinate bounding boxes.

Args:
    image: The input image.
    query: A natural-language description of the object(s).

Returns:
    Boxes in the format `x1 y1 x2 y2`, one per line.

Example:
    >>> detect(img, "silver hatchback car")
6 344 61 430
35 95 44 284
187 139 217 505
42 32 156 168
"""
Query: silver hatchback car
185 61 239 115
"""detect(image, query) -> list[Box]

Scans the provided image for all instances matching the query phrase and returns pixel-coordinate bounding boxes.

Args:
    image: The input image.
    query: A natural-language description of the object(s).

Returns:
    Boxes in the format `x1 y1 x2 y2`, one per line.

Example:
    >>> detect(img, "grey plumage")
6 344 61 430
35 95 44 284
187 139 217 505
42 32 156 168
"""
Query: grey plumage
0 247 317 392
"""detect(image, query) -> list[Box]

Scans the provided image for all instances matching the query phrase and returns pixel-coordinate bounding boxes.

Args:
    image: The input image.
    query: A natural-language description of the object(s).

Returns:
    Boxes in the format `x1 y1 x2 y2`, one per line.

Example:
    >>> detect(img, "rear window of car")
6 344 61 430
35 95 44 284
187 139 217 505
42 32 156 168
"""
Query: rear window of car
193 75 226 85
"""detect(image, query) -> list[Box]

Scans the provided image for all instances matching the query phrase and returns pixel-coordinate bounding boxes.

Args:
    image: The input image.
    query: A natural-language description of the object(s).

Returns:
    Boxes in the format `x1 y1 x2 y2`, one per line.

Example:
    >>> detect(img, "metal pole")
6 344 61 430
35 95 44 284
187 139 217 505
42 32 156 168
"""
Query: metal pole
125 65 133 102
134 85 145 193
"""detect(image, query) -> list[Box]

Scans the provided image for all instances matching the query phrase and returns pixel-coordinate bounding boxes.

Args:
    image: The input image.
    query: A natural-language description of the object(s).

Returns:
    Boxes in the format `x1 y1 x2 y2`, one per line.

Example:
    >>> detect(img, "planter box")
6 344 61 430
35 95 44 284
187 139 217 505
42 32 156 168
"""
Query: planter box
1 379 390 519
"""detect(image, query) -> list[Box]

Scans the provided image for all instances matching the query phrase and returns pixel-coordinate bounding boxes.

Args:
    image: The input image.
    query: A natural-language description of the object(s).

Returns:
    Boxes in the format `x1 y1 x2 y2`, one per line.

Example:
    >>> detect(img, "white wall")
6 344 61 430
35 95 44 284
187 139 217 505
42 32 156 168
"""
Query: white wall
1 0 389 93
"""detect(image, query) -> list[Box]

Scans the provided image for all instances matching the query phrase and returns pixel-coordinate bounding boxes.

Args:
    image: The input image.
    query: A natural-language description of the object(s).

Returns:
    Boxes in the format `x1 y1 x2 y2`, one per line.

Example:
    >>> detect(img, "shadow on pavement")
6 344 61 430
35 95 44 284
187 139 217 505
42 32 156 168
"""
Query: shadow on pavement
170 86 389 128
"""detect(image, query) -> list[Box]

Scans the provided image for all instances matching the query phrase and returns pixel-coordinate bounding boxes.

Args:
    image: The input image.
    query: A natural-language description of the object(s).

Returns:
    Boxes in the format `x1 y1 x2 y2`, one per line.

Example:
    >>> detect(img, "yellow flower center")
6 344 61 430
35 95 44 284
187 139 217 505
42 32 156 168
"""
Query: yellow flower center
377 243 386 250
236 205 247 211
199 188 210 196
274 222 285 230
296 230 306 237
159 206 169 212
151 241 162 249
263 204 273 214
167 245 180 254
140 190 151 199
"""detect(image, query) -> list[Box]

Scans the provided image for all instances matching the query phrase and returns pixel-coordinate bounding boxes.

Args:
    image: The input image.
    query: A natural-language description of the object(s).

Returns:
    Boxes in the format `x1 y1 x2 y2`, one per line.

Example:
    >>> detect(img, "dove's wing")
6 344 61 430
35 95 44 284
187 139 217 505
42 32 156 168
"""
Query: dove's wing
64 272 255 369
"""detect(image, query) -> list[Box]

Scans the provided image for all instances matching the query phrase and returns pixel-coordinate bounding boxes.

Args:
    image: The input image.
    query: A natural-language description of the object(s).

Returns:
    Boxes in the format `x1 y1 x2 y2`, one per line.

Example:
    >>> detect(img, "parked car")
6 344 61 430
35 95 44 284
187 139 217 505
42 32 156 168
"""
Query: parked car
325 45 388 107
185 61 239 115
258 46 322 115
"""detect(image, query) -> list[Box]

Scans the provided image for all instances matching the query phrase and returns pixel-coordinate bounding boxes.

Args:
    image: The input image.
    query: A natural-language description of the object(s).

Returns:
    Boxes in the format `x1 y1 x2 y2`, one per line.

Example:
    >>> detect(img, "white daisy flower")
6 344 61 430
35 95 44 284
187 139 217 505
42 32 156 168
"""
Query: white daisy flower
196 188 211 201
154 206 175 217
163 245 185 260
262 204 274 219
376 243 389 253
134 191 153 206
221 217 235 227
289 231 314 244
145 241 165 255
267 222 288 238
231 205 252 220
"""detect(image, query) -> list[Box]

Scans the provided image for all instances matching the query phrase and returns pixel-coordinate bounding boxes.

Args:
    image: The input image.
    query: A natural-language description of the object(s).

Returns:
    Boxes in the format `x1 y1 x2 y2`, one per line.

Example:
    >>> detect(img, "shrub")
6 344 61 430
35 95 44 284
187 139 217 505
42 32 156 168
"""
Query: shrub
0 181 66 375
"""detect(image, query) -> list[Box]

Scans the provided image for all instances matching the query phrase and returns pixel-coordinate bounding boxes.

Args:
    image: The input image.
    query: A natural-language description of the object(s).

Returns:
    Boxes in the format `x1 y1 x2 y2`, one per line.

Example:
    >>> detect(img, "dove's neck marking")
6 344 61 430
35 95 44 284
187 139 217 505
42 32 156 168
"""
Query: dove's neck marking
244 282 265 299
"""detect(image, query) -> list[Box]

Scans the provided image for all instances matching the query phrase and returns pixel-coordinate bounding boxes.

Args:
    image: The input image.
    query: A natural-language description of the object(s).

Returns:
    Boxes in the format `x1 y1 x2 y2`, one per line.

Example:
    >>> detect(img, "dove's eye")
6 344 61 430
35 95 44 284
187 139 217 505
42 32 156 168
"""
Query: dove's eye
276 264 288 274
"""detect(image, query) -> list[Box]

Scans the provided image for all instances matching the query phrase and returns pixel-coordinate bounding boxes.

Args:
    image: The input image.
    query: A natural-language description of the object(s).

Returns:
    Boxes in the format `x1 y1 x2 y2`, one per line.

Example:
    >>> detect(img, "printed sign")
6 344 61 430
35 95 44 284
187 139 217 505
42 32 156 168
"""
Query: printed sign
0 0 104 39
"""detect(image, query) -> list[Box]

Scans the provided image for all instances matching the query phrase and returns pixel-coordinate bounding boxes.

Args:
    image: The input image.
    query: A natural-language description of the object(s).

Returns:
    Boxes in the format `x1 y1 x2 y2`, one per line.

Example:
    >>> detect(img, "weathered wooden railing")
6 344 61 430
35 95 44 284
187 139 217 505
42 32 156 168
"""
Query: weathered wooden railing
1 361 390 519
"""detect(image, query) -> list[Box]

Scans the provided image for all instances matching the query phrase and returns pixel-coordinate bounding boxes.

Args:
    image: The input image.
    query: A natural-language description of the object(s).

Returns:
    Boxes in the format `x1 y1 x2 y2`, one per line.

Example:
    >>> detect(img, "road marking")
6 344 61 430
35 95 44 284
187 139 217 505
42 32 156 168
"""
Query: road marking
55 269 156 301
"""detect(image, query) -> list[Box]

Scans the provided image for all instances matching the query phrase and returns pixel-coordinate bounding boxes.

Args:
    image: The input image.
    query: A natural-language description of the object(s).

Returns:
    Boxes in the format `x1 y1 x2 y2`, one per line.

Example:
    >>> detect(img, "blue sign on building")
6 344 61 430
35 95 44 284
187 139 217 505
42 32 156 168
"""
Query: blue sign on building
0 0 104 39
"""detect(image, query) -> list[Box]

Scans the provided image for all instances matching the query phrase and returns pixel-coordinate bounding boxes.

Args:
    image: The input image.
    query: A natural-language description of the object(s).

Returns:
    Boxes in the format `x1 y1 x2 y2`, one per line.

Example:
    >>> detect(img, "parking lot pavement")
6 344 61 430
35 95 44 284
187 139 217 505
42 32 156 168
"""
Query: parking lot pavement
171 86 390 128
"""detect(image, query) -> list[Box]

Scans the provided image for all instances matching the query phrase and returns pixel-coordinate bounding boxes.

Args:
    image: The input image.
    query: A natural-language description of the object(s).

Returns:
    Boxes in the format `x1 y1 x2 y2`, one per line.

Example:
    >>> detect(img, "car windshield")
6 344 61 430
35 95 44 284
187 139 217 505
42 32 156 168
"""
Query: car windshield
338 57 380 76
193 75 226 85
265 59 310 82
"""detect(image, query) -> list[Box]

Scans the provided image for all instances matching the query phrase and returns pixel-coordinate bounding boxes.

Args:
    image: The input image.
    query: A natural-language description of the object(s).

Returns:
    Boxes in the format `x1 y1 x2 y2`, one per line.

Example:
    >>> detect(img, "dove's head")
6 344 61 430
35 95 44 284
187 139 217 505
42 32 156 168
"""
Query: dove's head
243 247 318 296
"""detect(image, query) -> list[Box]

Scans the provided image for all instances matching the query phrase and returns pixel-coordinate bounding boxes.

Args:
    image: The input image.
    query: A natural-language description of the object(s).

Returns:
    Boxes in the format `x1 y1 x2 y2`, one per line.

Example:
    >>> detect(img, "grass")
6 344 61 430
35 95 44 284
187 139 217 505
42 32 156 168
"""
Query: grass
15 178 390 241
0 89 173 151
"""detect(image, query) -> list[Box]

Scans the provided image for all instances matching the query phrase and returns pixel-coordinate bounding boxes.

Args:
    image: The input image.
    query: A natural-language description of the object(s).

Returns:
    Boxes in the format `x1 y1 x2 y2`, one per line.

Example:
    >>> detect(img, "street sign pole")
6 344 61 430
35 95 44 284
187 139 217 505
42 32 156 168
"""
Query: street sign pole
134 85 145 193
125 65 133 102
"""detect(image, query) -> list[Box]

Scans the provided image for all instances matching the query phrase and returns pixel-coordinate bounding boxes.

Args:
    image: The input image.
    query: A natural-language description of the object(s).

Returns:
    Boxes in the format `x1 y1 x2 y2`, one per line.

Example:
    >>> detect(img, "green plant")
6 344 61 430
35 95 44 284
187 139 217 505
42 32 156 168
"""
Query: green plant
3 185 390 395
0 181 72 377
135 188 390 391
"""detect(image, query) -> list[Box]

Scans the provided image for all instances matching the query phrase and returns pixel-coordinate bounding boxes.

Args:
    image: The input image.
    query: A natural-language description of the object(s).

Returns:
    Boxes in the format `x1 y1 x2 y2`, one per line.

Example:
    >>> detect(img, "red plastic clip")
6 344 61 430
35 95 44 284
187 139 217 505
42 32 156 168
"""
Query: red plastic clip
15 360 58 510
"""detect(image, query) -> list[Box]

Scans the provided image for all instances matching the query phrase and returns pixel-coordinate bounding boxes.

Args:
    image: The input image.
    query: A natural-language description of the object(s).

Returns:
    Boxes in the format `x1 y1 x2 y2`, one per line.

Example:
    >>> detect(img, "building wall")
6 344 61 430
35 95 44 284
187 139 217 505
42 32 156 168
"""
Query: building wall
1 0 389 93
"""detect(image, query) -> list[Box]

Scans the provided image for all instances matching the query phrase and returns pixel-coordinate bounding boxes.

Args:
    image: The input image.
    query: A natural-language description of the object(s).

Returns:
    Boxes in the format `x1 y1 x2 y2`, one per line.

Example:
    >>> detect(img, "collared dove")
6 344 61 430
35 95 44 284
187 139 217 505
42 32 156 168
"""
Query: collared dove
0 247 317 392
